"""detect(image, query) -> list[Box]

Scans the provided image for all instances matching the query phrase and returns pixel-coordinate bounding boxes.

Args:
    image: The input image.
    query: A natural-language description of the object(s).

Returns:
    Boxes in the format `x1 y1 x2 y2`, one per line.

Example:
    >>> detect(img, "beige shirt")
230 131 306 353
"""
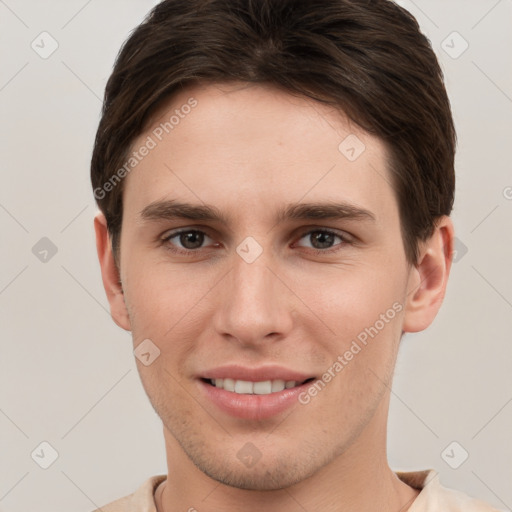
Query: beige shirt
93 469 501 512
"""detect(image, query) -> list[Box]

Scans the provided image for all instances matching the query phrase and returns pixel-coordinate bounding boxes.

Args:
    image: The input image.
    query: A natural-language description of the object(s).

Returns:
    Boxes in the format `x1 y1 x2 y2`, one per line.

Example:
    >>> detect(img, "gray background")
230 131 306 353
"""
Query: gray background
1 1 511 510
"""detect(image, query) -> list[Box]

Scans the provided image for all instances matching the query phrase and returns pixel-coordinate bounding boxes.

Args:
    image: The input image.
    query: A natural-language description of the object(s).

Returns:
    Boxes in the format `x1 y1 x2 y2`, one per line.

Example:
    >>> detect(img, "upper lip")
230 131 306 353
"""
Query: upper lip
199 365 314 383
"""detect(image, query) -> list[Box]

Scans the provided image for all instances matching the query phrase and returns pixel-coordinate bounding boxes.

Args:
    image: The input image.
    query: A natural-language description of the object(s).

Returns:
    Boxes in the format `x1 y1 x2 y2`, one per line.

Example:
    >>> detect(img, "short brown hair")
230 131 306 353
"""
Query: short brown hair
91 0 456 266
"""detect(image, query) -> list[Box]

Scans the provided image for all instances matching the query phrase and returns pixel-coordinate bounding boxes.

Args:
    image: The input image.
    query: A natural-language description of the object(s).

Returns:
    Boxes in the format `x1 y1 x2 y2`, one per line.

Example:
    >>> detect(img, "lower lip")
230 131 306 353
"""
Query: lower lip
198 379 313 420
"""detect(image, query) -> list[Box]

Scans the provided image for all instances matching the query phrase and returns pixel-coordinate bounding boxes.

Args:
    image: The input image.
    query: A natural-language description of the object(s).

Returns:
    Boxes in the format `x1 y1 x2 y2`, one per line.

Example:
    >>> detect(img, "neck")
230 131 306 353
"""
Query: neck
157 396 419 512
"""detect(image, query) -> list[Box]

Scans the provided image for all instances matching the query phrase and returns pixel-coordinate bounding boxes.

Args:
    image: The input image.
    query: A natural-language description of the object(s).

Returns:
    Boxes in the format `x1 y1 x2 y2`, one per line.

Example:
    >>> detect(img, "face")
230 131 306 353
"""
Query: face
106 82 432 490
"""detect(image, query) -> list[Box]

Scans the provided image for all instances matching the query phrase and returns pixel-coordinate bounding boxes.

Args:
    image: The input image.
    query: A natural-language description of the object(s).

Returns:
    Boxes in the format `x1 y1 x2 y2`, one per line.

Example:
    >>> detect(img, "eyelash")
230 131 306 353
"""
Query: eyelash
160 228 352 256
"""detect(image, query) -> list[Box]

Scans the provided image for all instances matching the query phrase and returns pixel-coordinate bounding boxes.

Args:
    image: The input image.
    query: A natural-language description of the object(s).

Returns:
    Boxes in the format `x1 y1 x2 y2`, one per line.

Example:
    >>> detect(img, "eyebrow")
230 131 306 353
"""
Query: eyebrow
139 199 376 225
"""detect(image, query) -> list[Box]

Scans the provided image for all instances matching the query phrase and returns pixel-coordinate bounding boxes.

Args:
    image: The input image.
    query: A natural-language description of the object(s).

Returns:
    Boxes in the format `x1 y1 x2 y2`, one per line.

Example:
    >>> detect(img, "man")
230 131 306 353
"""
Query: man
90 0 499 510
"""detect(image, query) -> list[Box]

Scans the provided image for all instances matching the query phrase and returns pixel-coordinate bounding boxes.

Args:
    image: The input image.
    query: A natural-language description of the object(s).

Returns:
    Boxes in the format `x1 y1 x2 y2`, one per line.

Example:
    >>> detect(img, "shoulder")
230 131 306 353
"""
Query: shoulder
396 469 503 512
93 494 133 512
90 474 167 512
433 483 503 512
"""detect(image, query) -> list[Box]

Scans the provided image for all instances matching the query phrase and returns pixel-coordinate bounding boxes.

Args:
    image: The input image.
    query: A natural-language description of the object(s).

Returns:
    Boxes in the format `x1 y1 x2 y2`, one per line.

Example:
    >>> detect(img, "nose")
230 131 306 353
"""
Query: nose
212 246 295 347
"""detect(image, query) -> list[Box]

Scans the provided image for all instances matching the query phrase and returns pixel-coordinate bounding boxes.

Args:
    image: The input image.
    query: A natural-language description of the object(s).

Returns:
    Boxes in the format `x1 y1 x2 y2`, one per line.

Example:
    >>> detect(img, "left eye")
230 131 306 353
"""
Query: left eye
295 229 346 251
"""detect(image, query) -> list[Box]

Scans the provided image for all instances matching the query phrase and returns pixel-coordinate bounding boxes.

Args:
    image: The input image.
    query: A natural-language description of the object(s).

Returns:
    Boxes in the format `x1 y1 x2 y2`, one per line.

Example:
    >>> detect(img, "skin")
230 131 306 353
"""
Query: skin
95 82 454 512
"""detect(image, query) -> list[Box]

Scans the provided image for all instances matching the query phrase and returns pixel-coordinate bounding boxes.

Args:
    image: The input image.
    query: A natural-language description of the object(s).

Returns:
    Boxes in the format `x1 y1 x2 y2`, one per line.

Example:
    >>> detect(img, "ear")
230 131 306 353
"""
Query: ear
94 211 131 331
402 216 455 333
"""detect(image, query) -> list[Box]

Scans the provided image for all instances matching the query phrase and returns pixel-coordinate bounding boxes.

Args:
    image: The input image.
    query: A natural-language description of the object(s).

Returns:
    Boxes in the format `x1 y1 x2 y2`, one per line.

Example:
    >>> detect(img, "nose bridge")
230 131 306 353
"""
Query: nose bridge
213 244 293 344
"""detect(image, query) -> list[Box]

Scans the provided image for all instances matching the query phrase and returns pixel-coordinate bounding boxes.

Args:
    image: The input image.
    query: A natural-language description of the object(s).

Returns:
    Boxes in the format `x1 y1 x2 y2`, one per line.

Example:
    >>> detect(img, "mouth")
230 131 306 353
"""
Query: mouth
197 368 318 420
200 377 316 395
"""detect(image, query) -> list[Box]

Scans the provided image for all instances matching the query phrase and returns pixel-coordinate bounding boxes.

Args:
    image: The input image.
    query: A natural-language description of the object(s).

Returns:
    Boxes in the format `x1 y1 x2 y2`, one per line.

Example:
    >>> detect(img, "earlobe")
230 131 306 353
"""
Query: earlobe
402 216 455 333
94 211 132 331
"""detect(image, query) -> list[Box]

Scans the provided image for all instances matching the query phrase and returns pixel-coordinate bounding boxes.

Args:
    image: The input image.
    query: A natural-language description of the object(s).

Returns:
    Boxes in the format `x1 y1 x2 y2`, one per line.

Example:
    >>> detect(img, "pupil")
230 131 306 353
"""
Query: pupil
180 231 204 249
312 232 334 249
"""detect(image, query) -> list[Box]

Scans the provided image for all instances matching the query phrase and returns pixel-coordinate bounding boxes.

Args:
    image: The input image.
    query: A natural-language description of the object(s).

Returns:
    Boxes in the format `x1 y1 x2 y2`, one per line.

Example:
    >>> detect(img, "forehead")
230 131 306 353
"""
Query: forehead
123 82 397 227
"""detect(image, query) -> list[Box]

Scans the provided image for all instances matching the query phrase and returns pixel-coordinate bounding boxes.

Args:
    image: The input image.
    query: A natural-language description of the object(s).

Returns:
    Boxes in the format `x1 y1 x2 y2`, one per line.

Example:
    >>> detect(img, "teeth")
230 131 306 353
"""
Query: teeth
253 381 272 394
222 378 234 392
210 378 300 395
271 380 286 392
235 380 253 394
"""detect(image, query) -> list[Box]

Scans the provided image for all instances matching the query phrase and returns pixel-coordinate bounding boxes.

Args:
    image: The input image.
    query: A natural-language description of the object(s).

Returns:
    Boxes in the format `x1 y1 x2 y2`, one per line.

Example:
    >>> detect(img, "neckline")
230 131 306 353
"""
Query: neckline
151 470 432 510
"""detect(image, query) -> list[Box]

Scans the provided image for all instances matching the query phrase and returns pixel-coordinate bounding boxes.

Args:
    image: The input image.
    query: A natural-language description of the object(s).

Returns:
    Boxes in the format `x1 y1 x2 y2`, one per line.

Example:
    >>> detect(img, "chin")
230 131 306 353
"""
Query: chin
177 434 335 491
198 456 315 491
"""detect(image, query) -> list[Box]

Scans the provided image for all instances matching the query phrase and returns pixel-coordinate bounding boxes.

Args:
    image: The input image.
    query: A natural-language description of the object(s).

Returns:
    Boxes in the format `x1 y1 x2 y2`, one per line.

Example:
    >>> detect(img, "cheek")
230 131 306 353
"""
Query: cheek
294 266 405 401
122 259 219 364
297 265 403 337
123 257 197 316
